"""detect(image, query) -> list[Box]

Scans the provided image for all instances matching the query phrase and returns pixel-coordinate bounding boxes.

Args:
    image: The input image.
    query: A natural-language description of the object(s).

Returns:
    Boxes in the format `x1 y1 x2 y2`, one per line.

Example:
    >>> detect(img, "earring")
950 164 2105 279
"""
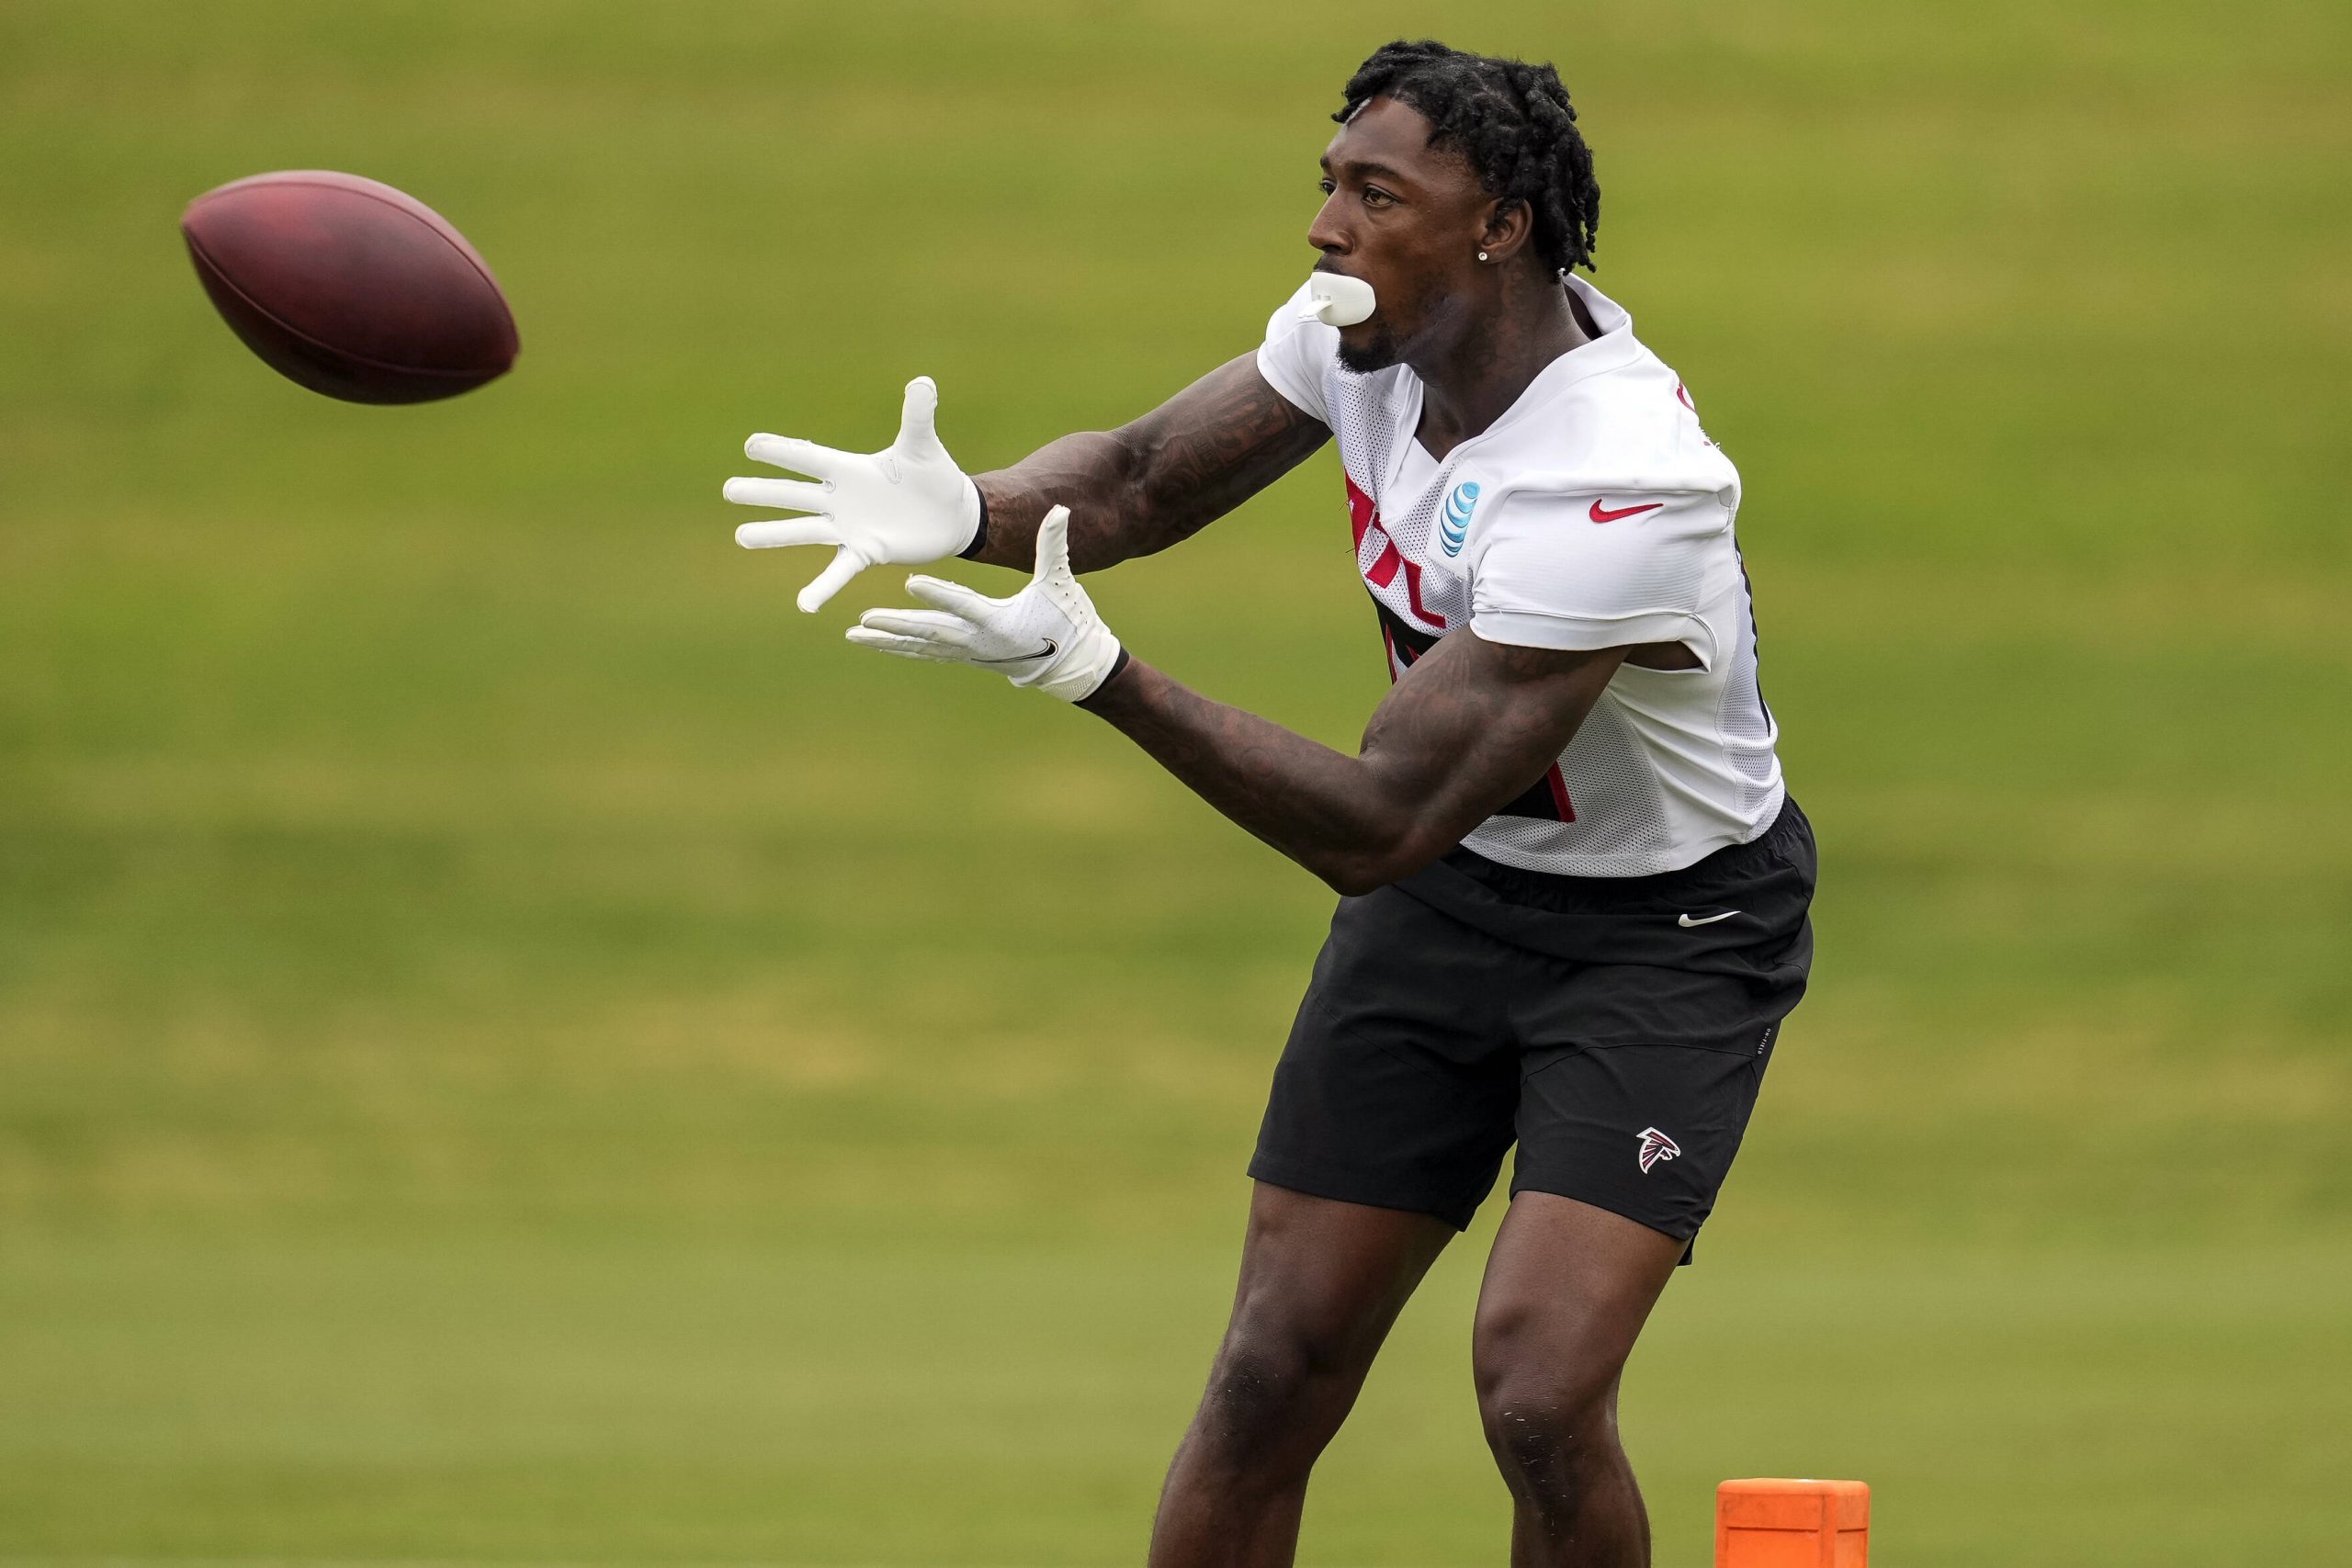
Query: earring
1477 250 1490 262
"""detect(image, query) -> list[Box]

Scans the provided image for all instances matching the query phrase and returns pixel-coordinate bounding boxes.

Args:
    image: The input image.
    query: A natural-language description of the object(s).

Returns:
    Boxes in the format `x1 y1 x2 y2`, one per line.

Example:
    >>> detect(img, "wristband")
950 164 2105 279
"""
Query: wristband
957 483 991 560
1077 646 1133 707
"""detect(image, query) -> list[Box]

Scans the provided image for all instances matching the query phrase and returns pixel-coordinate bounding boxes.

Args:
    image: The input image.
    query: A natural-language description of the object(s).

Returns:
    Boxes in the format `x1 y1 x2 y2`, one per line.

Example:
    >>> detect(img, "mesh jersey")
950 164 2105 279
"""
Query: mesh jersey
1256 274 1784 877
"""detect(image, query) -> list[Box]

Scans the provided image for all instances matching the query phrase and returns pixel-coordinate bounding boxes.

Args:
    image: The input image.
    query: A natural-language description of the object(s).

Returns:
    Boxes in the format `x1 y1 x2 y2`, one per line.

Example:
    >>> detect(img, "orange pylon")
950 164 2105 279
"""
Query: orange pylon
1715 1478 1869 1566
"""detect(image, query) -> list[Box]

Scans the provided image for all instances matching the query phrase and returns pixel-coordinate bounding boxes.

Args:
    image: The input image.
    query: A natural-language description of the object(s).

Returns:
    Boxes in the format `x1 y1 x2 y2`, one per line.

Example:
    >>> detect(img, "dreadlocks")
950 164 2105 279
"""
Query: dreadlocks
1335 40 1601 275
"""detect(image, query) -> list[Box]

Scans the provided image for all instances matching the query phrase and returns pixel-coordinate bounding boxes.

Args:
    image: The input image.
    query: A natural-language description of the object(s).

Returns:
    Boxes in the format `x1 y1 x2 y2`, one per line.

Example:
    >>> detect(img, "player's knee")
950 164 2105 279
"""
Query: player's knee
1192 1331 1355 1475
1473 1316 1623 1495
1478 1374 1620 1518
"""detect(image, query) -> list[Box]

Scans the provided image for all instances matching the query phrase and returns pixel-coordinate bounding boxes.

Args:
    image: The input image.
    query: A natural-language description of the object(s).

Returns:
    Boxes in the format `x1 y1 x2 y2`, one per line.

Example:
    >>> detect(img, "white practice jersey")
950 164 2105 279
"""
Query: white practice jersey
1257 274 1784 878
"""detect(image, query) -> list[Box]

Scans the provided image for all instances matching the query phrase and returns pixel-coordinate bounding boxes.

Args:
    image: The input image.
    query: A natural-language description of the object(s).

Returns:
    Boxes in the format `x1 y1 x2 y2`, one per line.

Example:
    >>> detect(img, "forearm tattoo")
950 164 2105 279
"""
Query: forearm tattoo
1080 633 1626 893
970 355 1328 573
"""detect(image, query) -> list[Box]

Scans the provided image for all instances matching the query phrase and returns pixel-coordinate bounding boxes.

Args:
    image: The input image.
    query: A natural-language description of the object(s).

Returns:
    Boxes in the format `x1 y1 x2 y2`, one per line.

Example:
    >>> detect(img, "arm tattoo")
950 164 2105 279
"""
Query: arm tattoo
968 354 1328 573
1078 631 1629 895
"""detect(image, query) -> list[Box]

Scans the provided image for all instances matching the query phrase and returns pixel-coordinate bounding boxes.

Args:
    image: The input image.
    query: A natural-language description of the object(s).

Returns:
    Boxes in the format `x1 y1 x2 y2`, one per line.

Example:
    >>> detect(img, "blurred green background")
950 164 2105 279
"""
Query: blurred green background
3 2 2347 1563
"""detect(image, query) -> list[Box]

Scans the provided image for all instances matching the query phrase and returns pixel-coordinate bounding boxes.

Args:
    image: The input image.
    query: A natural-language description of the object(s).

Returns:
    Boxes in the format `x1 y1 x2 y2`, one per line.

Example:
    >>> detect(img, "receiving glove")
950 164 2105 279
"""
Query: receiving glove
844 505 1125 703
726 376 982 613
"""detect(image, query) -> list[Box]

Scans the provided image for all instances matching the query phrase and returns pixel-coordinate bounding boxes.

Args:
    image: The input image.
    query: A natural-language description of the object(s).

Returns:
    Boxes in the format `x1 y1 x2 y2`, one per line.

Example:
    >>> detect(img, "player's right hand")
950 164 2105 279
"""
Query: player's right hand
726 376 983 613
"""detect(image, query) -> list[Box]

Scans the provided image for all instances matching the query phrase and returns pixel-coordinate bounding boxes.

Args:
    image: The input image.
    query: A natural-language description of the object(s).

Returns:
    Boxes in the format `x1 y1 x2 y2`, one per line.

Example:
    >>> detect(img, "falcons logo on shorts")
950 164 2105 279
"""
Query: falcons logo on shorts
1636 1127 1682 1174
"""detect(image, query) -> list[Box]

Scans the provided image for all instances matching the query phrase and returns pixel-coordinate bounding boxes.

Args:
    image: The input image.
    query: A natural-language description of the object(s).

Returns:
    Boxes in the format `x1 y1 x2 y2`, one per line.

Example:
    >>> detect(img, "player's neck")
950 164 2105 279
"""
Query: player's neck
1410 276 1588 461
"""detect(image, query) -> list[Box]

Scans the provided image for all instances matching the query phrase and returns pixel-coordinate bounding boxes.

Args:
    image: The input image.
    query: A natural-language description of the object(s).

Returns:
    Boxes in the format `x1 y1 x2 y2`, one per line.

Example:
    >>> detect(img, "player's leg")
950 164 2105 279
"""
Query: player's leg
1466 805 1815 1563
1148 1180 1455 1568
1474 1017 1783 1563
1157 879 1518 1565
1471 1192 1685 1568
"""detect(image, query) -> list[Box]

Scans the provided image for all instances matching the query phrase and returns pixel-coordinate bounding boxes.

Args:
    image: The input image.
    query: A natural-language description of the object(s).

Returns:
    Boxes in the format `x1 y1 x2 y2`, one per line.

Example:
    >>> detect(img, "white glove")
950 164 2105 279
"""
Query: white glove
845 505 1125 703
726 376 983 613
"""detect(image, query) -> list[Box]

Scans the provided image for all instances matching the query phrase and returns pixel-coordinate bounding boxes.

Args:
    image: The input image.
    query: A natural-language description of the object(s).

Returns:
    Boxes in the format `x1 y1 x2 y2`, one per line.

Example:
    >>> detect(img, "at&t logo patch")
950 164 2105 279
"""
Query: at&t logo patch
1438 480 1479 556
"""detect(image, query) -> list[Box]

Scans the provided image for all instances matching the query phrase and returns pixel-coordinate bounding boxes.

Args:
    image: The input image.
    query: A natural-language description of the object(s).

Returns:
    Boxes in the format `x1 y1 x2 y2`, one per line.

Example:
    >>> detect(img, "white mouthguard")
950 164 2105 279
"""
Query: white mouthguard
1306 272 1375 327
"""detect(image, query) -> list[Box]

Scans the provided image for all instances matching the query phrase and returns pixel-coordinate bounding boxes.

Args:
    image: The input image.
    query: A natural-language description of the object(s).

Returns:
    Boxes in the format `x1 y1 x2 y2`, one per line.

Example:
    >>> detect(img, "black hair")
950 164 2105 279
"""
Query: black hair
1335 39 1601 273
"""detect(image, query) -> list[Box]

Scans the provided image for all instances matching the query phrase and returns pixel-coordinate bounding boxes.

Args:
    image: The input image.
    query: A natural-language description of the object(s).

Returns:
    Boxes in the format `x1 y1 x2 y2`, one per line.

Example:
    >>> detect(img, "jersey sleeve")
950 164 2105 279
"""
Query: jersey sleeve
1254 281 1335 426
1464 490 1729 666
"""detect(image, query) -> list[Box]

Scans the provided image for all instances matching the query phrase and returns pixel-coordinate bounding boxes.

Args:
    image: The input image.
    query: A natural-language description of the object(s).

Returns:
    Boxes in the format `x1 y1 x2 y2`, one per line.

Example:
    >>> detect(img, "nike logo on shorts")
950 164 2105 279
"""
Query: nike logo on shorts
1677 909 1740 928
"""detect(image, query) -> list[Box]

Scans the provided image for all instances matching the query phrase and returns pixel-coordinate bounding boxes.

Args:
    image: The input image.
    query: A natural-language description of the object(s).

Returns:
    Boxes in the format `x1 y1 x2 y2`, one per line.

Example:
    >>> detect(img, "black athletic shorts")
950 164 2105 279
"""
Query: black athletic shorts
1250 797 1815 1254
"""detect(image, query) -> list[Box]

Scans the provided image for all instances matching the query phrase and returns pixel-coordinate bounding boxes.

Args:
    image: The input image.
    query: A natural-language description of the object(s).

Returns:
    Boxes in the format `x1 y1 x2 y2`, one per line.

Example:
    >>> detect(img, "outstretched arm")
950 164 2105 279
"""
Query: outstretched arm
1076 634 1624 895
841 513 1623 896
727 358 1326 610
966 354 1329 574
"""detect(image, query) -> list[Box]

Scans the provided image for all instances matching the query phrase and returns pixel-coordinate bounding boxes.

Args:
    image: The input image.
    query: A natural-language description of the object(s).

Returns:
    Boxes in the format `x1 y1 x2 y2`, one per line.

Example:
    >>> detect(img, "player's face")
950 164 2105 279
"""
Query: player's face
1309 96 1496 373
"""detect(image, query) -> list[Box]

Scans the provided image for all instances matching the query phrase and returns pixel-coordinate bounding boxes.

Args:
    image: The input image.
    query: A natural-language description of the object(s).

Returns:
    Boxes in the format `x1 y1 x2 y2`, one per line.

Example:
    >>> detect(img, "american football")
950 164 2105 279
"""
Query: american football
180 170 518 403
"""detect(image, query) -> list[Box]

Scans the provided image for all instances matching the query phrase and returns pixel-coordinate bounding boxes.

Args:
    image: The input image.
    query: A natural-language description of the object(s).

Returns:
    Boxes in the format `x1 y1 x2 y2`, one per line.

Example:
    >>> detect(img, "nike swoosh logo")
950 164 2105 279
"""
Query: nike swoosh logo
978 638 1057 665
1589 499 1665 524
1678 909 1740 927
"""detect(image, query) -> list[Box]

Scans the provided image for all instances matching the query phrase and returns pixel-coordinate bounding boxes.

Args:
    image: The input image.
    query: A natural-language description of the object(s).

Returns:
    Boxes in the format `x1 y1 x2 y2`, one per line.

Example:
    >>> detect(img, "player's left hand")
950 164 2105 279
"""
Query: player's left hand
845 505 1125 704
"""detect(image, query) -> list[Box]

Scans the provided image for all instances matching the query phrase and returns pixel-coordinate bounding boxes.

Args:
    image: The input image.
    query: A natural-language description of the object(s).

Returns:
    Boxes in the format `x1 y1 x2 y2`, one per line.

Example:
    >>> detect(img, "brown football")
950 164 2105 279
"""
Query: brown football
181 171 519 404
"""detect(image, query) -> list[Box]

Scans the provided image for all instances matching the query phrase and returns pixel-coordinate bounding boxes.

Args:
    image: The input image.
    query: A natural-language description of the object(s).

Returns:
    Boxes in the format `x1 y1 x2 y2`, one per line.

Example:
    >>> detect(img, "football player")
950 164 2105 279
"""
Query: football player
727 39 1815 1568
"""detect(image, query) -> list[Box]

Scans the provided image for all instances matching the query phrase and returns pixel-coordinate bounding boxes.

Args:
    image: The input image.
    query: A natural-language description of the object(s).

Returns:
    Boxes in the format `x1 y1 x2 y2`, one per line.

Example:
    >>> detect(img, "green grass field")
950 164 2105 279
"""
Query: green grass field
4 2 2348 1562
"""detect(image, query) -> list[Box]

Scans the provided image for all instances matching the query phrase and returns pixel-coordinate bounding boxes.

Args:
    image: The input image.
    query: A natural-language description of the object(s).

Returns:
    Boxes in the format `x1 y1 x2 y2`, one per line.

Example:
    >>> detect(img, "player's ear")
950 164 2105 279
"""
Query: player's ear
1477 197 1533 263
